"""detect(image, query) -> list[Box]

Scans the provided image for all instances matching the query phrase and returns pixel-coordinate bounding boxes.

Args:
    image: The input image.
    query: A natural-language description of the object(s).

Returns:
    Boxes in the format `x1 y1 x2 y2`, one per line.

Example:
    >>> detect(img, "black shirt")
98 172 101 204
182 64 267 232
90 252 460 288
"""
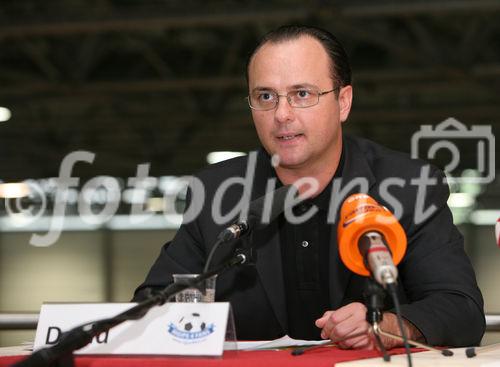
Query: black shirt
280 153 345 340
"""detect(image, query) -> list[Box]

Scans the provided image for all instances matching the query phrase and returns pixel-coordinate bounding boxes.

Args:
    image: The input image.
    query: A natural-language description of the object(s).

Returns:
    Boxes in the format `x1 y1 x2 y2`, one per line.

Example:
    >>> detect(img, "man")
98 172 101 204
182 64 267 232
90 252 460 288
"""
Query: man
134 25 485 349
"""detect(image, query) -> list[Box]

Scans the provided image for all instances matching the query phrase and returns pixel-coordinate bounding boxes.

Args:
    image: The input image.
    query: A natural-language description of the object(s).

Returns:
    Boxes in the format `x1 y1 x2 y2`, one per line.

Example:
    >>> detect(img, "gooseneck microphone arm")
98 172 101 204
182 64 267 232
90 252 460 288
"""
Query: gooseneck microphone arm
13 251 248 367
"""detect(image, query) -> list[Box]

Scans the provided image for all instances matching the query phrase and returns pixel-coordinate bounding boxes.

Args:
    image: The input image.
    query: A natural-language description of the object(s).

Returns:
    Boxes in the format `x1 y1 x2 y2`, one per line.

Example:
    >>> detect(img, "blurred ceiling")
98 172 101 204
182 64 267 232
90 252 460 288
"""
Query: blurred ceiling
0 0 499 196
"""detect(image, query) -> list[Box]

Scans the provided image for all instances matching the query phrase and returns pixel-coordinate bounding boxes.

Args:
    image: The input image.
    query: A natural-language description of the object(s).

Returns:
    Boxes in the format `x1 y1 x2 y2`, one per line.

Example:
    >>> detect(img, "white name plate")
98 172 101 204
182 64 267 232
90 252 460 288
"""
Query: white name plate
34 302 230 356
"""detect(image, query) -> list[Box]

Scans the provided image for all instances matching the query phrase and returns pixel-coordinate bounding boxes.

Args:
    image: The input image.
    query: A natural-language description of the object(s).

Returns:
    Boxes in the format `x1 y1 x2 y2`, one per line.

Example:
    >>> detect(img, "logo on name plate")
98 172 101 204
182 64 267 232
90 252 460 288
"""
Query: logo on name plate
167 312 215 343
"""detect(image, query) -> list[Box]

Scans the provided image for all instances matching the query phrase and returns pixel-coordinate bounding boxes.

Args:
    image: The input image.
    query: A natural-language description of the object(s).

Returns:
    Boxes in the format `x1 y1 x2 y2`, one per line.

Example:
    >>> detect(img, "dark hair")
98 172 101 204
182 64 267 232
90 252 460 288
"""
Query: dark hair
246 25 352 94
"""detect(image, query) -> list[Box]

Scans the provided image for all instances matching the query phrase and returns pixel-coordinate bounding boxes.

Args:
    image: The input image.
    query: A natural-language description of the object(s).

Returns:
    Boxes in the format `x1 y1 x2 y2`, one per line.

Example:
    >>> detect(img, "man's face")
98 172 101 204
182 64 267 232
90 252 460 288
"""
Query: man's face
247 36 352 171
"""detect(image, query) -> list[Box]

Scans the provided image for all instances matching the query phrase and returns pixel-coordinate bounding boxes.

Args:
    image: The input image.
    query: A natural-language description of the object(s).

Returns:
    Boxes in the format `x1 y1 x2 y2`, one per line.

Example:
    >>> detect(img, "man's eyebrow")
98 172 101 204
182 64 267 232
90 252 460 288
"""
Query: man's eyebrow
251 86 275 92
251 83 318 93
289 83 318 90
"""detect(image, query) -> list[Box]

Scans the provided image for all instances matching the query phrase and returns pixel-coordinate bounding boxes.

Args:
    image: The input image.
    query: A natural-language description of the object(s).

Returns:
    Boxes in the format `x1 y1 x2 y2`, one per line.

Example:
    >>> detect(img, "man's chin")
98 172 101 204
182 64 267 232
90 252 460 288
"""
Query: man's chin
265 147 309 169
274 156 308 170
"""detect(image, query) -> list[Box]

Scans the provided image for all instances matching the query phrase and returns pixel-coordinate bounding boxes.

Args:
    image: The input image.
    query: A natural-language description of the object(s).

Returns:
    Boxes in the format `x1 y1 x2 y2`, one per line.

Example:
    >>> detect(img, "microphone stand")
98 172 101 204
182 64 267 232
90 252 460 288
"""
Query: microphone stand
363 279 391 361
13 251 249 367
363 279 454 360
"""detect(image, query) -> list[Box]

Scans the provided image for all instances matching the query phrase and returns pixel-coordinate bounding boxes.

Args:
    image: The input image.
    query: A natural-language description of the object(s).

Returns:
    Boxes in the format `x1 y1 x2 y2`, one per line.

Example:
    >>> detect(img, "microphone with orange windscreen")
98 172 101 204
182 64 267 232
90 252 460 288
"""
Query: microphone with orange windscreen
337 193 407 287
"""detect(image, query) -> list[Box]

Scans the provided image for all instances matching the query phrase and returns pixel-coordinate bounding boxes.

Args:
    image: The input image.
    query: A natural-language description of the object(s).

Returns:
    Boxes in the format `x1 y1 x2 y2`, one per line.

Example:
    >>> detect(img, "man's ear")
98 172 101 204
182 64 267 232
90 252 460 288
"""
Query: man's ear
338 85 353 123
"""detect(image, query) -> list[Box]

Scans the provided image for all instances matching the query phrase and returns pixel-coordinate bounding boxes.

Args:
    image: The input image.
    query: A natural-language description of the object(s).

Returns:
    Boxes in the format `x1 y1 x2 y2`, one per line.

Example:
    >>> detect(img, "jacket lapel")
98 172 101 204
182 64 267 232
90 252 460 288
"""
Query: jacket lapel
328 136 377 309
253 222 288 331
250 148 288 331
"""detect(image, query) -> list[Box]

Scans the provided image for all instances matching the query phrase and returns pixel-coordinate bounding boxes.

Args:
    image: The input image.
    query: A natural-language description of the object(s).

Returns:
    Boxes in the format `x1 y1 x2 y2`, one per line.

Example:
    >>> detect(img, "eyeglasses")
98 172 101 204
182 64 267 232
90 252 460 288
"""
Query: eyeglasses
247 87 339 111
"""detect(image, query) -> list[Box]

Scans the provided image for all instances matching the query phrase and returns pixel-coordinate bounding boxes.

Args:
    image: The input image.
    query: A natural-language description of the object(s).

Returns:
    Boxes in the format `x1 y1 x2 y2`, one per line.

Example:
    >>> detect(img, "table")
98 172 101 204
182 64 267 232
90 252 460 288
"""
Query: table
337 346 500 366
0 346 415 367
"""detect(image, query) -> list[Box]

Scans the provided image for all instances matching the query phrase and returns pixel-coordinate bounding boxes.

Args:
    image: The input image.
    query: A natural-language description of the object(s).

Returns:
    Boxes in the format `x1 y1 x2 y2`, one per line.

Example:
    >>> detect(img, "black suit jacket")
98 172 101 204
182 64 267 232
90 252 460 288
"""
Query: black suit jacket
134 135 485 346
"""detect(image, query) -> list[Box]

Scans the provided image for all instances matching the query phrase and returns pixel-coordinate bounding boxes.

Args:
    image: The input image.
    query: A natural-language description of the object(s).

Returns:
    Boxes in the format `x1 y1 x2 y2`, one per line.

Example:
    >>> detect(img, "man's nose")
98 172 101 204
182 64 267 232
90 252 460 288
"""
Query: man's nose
274 96 294 124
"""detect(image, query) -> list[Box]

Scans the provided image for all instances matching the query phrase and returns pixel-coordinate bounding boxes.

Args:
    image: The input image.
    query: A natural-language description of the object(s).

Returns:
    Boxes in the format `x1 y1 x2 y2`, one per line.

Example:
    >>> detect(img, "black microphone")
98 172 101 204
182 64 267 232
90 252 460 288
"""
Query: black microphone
217 184 297 242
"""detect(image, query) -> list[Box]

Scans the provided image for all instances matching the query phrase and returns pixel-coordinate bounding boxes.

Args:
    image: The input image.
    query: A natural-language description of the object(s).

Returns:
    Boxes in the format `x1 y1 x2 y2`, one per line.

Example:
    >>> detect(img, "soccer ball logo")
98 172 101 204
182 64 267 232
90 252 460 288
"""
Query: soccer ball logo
168 311 215 342
179 312 206 332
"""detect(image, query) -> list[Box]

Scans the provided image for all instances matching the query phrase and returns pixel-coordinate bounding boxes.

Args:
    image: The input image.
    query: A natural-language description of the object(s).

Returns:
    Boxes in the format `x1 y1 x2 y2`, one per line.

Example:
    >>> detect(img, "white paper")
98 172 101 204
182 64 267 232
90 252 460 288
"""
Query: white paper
224 335 327 351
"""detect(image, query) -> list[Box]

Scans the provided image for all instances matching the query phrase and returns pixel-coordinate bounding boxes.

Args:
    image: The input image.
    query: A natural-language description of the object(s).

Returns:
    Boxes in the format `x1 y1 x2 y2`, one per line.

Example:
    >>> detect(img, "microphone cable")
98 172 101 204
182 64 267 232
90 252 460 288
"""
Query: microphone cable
203 238 224 273
387 282 413 367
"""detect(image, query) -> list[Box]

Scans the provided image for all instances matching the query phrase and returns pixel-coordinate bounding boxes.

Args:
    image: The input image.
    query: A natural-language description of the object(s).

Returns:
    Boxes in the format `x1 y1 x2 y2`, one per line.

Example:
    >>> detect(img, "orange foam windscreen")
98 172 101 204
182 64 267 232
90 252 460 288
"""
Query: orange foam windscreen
337 193 407 276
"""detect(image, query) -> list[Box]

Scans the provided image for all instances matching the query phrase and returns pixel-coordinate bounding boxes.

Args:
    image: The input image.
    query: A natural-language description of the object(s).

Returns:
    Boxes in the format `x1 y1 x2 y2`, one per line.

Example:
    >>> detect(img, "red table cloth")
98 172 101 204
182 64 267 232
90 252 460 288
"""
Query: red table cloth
1 347 418 367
